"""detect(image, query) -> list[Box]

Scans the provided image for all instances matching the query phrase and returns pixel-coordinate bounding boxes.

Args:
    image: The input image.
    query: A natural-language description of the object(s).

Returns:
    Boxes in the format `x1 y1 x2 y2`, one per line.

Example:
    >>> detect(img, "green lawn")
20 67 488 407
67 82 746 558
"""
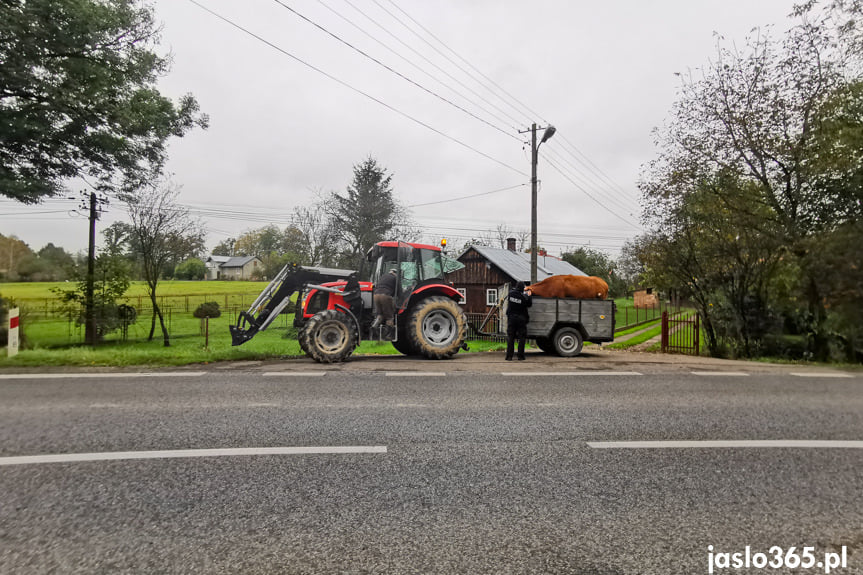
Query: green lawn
0 282 652 367
2 297 507 367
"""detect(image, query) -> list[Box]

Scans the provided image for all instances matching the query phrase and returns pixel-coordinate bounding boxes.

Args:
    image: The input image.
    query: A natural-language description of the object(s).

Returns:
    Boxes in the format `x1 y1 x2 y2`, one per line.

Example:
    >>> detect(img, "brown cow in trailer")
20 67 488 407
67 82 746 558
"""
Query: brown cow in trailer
527 275 609 300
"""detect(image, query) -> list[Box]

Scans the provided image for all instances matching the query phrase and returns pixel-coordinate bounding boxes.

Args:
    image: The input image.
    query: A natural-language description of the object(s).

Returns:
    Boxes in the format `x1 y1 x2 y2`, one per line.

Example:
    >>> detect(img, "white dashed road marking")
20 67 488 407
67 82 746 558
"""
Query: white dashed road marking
385 372 447 377
691 371 750 377
502 371 642 377
790 372 855 378
0 446 388 466
587 440 863 449
262 372 328 377
0 372 206 380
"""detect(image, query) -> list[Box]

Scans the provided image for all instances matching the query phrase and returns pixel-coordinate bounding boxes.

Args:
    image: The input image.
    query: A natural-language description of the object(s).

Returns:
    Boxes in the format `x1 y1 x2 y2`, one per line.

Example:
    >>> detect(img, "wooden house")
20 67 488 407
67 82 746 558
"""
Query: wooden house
446 238 586 314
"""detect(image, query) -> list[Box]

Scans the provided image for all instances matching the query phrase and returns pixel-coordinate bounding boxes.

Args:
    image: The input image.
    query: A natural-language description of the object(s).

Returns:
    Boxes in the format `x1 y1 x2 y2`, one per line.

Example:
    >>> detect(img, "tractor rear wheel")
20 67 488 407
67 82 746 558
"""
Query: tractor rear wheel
407 296 467 359
299 309 357 363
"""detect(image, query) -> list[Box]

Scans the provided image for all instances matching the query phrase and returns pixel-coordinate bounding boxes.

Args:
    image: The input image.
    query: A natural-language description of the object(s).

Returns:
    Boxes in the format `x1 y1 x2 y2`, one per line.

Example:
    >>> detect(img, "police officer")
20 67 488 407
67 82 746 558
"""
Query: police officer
505 281 532 360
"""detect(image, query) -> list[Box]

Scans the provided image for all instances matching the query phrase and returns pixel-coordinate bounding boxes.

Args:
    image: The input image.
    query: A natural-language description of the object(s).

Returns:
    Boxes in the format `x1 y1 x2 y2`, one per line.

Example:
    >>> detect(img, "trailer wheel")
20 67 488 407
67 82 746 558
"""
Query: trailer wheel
553 326 583 357
299 309 357 363
535 336 556 355
407 296 467 359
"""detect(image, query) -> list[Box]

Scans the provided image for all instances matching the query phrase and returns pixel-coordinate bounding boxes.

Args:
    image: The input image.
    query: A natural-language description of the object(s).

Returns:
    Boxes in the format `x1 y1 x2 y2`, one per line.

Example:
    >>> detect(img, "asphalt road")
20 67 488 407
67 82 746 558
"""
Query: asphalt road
1 352 861 574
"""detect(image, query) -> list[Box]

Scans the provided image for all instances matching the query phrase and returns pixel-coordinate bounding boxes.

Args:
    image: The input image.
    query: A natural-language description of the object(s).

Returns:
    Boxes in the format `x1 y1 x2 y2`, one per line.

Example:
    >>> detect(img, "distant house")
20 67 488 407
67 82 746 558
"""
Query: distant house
205 255 262 280
205 255 231 280
446 238 585 314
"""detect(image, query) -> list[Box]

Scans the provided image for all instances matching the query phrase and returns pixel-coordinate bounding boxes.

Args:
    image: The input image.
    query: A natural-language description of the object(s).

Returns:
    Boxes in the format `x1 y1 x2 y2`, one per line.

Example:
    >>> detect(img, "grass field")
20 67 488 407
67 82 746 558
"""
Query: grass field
0 280 266 300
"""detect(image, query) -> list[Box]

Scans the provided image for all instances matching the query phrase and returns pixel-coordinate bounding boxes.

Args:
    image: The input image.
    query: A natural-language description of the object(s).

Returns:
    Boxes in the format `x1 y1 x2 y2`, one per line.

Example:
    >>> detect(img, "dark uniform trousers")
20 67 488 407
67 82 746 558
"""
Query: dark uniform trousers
506 315 529 360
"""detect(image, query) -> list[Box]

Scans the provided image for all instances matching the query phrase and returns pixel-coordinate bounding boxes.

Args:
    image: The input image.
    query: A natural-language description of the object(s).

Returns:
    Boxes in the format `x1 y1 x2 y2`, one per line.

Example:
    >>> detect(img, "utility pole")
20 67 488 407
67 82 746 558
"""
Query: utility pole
530 124 539 285
82 192 108 346
520 123 556 284
84 192 97 346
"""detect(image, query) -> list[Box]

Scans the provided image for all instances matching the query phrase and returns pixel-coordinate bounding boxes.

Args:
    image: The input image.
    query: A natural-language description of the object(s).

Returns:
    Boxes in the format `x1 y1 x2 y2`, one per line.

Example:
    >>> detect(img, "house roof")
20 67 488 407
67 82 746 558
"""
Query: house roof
220 256 259 268
206 255 231 265
459 245 586 283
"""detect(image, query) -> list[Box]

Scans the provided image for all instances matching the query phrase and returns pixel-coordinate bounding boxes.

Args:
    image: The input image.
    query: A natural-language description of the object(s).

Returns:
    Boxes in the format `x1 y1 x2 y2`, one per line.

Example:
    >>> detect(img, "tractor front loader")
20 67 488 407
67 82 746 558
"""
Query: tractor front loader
229 263 357 347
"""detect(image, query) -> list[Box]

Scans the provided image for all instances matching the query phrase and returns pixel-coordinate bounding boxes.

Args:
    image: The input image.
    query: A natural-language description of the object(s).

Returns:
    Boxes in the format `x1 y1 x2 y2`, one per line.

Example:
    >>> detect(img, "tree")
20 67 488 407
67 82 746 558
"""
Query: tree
561 247 627 298
125 180 205 346
325 157 415 274
617 236 650 291
174 258 206 280
211 238 236 257
51 250 133 342
232 224 305 278
637 176 786 357
37 243 75 281
291 201 338 266
0 0 208 203
639 1 863 359
0 234 35 281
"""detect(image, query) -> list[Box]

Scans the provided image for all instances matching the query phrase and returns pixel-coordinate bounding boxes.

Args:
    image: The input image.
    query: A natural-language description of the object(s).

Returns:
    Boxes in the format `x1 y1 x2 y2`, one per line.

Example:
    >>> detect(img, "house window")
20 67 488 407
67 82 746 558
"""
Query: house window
486 288 498 306
455 288 466 304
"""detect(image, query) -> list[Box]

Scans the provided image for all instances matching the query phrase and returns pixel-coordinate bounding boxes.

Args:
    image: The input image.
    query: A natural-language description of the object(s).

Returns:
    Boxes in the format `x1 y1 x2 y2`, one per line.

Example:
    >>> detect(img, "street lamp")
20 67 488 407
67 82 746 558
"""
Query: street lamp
524 123 555 284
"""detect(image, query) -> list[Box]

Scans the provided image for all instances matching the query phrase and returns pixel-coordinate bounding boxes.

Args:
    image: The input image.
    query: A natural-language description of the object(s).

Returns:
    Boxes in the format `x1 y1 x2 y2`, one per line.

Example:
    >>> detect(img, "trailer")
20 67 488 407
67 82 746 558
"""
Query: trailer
496 288 615 356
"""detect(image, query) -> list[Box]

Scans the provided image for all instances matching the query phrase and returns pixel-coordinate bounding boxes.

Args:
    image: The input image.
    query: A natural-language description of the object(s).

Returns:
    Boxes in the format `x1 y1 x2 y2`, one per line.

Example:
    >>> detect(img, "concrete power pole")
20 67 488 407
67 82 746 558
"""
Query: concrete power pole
530 124 538 285
522 123 555 285
84 192 97 346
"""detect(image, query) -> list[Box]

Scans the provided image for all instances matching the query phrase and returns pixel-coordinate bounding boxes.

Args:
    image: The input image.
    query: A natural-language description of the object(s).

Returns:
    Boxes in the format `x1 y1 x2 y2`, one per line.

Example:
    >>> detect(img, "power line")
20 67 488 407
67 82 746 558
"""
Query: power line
556 133 640 203
541 146 638 218
271 0 519 142
375 2 641 222
543 156 642 231
186 0 526 177
378 0 543 126
315 0 523 140
407 183 526 208
340 0 527 130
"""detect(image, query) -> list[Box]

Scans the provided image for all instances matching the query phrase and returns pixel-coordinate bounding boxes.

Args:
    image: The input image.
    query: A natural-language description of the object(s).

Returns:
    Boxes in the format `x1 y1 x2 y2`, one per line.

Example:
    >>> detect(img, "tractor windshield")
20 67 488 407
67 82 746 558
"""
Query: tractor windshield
417 248 464 279
367 242 464 286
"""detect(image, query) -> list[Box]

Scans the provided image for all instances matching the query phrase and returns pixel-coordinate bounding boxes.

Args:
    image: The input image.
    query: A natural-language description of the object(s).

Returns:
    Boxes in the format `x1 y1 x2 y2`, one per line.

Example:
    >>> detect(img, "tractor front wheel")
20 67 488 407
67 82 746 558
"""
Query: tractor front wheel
299 309 358 363
407 296 467 359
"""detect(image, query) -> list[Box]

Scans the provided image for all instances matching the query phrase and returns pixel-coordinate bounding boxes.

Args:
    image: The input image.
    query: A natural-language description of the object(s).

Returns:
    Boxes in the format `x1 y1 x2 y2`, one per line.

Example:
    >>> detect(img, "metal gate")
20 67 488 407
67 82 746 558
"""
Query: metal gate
661 311 700 355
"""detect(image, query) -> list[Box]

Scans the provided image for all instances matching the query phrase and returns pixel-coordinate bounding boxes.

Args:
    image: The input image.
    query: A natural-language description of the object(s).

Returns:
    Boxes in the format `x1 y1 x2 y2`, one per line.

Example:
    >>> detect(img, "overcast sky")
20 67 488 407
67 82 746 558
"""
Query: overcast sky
1 0 800 257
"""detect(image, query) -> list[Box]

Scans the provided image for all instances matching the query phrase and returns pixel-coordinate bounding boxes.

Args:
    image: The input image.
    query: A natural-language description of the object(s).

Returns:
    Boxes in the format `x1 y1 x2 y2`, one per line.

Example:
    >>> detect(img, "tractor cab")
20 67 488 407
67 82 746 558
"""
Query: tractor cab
367 241 463 309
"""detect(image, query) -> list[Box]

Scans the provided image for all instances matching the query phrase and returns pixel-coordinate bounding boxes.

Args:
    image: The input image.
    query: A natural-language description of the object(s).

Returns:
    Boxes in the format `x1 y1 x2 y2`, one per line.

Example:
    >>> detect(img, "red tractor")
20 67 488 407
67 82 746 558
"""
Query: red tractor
230 241 468 363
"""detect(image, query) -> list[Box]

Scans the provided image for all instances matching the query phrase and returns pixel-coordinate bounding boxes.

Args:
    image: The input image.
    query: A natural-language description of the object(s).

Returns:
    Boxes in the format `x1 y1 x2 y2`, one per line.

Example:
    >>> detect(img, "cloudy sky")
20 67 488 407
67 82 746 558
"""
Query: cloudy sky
1 0 799 257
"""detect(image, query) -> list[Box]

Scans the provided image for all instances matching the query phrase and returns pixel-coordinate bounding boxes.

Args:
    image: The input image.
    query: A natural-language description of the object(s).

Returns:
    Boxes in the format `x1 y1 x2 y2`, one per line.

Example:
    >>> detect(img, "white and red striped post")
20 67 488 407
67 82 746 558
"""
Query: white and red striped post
7 307 19 357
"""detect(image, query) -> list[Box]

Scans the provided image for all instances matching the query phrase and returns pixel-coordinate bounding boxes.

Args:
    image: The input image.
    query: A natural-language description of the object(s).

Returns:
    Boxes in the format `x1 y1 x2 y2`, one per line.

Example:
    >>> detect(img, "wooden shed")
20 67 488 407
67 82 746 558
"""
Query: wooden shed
633 288 659 309
446 239 586 314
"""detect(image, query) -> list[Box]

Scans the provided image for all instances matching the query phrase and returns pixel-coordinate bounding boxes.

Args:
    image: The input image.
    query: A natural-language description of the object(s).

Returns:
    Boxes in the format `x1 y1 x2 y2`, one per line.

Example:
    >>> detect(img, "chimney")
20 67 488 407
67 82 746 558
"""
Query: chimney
506 237 516 252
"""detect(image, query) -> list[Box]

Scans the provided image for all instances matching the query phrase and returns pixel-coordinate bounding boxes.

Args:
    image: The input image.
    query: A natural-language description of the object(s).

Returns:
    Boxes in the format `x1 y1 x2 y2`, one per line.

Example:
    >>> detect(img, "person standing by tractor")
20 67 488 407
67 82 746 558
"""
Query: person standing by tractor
372 268 398 339
505 281 532 360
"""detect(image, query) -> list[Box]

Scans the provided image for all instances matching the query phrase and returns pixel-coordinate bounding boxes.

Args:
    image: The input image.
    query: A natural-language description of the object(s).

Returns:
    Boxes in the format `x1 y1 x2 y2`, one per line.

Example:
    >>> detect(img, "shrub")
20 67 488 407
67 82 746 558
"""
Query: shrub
193 301 221 319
